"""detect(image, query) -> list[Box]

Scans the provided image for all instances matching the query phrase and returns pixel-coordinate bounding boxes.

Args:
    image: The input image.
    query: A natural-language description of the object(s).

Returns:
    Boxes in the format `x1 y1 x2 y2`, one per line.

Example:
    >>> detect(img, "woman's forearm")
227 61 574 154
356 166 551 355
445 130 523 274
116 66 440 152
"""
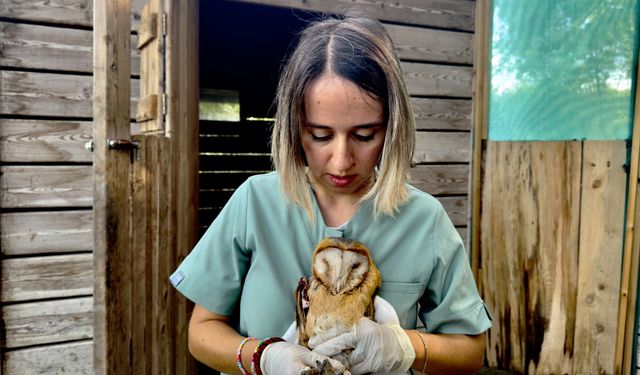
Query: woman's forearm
406 331 486 374
188 304 259 374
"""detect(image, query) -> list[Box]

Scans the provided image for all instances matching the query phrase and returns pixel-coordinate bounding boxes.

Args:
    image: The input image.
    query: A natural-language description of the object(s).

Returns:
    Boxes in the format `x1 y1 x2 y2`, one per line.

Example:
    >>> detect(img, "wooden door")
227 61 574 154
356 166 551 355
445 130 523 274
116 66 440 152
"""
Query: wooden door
93 0 198 373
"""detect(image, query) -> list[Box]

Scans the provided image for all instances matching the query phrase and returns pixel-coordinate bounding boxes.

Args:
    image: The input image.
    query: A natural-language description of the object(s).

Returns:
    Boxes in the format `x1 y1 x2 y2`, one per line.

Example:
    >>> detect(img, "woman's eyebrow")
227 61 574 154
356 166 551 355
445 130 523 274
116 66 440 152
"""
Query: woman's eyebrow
304 122 384 129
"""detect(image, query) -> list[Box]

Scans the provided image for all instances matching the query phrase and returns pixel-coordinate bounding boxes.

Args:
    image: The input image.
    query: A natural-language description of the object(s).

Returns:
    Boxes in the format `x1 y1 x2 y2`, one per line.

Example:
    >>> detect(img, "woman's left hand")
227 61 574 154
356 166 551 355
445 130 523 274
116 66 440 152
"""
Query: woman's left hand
310 317 415 375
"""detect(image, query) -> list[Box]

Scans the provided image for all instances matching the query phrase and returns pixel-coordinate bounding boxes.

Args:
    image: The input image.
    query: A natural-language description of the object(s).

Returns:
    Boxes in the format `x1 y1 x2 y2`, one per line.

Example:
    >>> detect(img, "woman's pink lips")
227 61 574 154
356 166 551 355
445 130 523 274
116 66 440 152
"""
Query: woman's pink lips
329 174 356 188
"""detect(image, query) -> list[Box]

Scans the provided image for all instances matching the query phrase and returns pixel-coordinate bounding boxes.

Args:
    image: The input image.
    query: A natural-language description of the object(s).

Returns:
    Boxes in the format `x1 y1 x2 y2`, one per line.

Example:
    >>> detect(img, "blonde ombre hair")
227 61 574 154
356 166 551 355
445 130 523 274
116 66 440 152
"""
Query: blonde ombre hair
271 14 415 220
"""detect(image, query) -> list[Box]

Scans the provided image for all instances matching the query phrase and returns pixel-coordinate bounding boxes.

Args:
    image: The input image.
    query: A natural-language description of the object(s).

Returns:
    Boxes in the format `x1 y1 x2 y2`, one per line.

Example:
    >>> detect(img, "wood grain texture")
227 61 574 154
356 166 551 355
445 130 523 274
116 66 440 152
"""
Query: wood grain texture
0 119 92 163
165 1 199 370
92 0 133 372
0 22 140 74
439 196 467 227
137 0 164 133
130 135 149 375
411 98 471 131
1 210 92 256
409 164 469 195
3 341 92 375
1 253 93 302
0 71 139 118
414 132 470 163
0 165 92 208
0 0 145 29
385 23 473 64
2 297 93 348
481 142 581 373
236 0 475 31
402 62 473 98
573 141 626 374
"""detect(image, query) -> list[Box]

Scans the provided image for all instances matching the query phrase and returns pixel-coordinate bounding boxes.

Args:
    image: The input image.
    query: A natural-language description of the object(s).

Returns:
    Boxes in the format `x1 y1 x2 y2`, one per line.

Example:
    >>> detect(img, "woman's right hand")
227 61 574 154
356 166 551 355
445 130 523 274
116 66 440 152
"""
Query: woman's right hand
260 341 349 375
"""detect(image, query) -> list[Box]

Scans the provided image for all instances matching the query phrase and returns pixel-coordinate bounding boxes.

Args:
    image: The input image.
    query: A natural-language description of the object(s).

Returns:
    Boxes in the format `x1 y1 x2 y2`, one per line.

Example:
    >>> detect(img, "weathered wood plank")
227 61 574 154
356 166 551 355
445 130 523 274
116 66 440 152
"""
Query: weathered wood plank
0 119 92 163
414 132 470 163
402 62 473 98
93 0 133 372
3 341 92 375
236 0 475 31
3 297 93 348
573 141 626 374
0 165 92 208
481 142 581 373
0 22 140 74
137 0 164 133
1 253 93 302
0 0 145 29
411 98 471 131
1 210 92 256
0 71 139 118
131 135 149 375
439 196 467 227
385 23 473 64
410 164 469 195
167 0 200 371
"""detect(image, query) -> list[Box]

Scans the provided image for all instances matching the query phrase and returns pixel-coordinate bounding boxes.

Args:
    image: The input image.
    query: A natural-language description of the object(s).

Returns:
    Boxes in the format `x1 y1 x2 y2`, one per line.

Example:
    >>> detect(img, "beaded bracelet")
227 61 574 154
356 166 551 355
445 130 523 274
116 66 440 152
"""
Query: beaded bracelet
413 330 428 374
236 336 255 375
250 337 284 375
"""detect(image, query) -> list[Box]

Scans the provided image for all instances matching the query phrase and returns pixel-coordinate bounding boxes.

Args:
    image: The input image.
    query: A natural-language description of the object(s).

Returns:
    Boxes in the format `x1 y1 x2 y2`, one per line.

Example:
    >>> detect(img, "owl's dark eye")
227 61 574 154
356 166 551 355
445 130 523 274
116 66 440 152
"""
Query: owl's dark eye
352 262 361 269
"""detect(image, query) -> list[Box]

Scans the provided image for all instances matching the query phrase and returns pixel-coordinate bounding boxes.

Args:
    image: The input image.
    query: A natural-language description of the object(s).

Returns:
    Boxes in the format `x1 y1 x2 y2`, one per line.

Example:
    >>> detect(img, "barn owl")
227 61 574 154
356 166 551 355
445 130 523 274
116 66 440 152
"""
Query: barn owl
296 237 381 375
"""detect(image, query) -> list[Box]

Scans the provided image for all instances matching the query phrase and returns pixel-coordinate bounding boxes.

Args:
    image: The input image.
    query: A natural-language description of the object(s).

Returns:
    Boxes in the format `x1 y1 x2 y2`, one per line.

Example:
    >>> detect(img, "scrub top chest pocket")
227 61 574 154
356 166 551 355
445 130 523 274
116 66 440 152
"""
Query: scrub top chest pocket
378 281 426 329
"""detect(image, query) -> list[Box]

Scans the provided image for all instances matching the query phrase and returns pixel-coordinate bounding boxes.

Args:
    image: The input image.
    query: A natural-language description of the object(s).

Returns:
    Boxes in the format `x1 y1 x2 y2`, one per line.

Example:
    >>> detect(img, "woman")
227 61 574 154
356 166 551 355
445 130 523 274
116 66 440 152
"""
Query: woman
170 14 491 375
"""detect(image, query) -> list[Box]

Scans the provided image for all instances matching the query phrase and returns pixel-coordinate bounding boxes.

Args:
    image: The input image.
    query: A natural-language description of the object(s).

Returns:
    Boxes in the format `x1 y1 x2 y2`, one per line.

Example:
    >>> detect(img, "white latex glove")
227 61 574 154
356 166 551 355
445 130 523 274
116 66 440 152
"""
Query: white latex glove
311 318 415 375
260 341 350 375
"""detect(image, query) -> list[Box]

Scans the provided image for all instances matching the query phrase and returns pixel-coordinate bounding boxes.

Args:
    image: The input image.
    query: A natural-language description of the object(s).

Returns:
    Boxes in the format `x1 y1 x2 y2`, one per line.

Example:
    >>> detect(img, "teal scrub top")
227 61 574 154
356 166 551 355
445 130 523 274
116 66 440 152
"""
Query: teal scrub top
170 172 491 340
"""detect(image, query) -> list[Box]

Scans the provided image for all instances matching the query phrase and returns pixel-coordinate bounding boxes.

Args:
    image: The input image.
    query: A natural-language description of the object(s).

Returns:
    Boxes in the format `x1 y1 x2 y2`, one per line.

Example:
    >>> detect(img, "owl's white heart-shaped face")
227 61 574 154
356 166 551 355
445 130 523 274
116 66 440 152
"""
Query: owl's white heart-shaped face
313 247 369 294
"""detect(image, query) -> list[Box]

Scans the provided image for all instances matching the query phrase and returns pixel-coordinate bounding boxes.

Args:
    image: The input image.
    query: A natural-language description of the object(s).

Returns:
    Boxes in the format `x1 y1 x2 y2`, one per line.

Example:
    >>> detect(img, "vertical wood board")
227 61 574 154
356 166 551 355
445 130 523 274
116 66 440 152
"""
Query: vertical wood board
92 0 133 372
573 141 627 373
481 142 581 373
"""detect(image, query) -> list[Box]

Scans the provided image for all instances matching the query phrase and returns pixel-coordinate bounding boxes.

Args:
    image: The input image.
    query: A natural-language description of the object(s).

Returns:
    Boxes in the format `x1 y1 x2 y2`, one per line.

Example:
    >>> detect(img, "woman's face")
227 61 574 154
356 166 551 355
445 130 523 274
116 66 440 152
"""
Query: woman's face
301 73 386 199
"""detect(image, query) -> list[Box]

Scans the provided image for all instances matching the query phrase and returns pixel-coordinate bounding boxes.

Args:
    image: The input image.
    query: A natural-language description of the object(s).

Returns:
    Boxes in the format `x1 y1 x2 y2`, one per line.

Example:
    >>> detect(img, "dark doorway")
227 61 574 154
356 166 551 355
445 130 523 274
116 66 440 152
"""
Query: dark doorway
198 0 319 237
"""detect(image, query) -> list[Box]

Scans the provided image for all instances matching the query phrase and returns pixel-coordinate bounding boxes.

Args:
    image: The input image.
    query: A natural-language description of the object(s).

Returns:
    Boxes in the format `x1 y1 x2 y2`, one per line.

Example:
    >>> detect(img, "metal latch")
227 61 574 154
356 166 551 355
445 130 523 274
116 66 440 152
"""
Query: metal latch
107 139 141 161
108 139 140 150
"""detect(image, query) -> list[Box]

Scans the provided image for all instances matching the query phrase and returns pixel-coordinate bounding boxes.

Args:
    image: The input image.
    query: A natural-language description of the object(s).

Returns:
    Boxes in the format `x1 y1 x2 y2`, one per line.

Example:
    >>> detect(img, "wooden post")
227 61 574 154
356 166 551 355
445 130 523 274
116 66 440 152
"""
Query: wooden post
166 0 200 372
93 0 132 373
614 46 640 374
470 0 491 285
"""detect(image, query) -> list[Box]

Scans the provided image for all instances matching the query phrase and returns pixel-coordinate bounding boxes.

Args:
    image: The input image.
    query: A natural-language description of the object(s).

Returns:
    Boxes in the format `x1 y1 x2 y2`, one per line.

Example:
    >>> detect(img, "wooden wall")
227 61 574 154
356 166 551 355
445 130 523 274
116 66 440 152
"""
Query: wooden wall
228 0 476 243
480 141 628 373
0 0 144 372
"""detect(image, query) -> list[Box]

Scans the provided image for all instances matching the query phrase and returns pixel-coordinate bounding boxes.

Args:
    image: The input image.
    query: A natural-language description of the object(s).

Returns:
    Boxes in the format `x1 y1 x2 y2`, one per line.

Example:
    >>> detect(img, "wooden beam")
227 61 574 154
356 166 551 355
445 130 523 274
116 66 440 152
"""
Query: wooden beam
615 39 640 373
93 0 133 374
470 0 491 284
165 0 199 372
